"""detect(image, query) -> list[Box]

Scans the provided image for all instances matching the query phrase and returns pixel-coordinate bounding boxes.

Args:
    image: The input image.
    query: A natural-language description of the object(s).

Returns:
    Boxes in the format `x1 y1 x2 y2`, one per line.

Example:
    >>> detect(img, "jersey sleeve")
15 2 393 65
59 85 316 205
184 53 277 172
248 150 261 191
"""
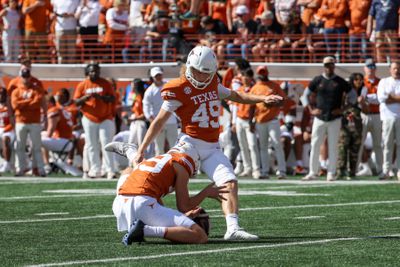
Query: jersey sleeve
218 84 232 99
161 100 182 113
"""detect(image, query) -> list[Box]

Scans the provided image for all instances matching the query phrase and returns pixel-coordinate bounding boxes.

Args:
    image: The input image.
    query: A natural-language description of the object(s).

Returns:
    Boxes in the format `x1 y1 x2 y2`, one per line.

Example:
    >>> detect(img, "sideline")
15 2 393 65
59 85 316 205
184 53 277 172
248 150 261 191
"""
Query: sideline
26 234 400 267
2 199 400 224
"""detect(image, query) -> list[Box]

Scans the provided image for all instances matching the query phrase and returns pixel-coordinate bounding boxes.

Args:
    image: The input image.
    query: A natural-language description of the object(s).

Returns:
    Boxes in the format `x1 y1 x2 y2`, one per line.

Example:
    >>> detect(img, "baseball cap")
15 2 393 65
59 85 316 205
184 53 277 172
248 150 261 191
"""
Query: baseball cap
150 67 163 78
260 10 274 20
323 56 335 65
235 5 249 15
365 58 376 69
256 65 269 76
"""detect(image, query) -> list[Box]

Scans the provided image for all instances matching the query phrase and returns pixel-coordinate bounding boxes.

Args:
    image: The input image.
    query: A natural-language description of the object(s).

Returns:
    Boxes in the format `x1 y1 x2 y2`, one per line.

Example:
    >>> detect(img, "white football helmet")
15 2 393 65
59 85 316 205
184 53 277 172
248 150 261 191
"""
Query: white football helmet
168 141 200 177
185 46 218 90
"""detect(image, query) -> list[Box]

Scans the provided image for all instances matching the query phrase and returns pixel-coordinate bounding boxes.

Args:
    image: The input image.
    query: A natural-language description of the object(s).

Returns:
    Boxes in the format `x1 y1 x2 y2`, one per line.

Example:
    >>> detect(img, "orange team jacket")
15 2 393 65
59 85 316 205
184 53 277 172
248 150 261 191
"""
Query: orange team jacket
131 94 144 118
11 83 45 124
73 78 116 123
250 81 287 123
0 104 12 132
316 0 348 28
7 76 45 97
161 75 222 143
118 152 196 203
236 85 255 120
47 104 73 139
364 76 380 114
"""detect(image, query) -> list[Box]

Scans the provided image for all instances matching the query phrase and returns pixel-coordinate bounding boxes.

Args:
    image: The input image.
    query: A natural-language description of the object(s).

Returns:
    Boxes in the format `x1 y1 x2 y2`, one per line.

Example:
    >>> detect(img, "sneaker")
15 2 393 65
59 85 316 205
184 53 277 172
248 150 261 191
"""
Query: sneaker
356 166 372 177
0 162 11 173
294 165 307 175
82 172 89 179
122 220 145 246
107 172 117 180
252 170 261 179
327 172 336 182
88 170 102 179
104 142 137 158
378 172 391 180
234 163 243 175
302 173 317 181
179 11 198 20
276 171 287 180
44 164 52 175
224 228 259 241
238 170 252 177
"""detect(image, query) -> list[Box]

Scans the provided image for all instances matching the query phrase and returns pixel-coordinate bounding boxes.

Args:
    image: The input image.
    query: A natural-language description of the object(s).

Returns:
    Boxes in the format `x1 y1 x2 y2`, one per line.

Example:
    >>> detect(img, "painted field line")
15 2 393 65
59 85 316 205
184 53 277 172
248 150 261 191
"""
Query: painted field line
295 216 326 219
36 212 69 216
26 234 400 267
2 199 400 224
384 217 400 220
0 194 111 201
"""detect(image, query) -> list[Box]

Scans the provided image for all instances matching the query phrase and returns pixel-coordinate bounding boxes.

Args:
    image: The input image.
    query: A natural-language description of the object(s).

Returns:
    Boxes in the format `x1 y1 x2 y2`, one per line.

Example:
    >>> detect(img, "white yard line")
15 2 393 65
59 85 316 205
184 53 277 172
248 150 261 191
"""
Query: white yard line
36 212 69 216
2 199 400 224
0 194 110 201
384 217 400 220
295 216 326 219
25 234 400 267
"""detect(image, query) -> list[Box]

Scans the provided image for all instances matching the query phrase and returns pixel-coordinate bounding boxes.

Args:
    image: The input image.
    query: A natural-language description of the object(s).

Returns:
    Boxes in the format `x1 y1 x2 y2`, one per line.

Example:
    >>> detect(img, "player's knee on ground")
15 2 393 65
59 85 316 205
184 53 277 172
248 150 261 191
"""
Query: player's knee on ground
191 224 208 244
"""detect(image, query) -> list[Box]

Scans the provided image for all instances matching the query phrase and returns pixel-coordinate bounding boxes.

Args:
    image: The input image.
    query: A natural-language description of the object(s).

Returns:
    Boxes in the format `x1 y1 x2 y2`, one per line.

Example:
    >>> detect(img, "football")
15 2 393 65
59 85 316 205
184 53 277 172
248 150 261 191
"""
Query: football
193 208 210 236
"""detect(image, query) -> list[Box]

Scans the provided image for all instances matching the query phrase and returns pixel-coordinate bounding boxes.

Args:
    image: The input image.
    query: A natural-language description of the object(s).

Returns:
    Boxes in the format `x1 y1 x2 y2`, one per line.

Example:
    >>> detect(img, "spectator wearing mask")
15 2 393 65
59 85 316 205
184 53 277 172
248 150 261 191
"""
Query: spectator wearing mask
11 65 47 176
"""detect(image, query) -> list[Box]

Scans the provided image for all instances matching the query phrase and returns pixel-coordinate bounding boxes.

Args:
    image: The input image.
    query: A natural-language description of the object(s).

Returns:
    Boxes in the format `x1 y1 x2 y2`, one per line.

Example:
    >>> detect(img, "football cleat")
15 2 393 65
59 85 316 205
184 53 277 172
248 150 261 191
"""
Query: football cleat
224 228 259 241
301 173 317 181
122 220 145 246
105 142 137 159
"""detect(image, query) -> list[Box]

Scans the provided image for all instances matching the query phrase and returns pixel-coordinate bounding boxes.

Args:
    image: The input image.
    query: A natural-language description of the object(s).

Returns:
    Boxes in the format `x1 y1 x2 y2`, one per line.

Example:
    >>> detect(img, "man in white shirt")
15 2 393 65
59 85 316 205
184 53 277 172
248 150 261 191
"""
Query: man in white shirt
377 62 400 180
52 0 80 64
143 67 178 155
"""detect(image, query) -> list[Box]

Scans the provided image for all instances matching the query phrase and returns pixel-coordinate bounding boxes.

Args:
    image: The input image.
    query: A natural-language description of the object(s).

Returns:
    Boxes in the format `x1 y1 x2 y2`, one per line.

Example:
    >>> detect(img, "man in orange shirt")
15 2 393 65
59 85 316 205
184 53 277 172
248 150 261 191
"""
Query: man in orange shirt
0 87 14 173
73 62 116 179
11 66 47 176
133 46 283 241
249 66 287 179
22 0 52 62
108 141 227 244
41 95 74 173
315 0 348 61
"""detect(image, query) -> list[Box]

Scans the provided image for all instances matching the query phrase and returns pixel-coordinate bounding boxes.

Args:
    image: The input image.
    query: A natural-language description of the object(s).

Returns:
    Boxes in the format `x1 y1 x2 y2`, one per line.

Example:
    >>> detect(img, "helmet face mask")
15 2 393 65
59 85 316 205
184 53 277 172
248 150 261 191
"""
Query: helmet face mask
185 46 218 90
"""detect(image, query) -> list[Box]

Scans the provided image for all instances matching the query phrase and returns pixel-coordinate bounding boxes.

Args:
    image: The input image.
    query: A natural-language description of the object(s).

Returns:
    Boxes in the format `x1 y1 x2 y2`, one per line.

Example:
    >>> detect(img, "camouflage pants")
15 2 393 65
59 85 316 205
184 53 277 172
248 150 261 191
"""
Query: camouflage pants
337 126 362 176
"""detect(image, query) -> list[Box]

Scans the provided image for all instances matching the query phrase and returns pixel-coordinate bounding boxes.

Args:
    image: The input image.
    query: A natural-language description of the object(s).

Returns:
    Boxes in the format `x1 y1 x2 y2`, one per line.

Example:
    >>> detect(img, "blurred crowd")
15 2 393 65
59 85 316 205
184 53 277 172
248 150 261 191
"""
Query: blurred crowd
1 55 400 182
0 0 399 64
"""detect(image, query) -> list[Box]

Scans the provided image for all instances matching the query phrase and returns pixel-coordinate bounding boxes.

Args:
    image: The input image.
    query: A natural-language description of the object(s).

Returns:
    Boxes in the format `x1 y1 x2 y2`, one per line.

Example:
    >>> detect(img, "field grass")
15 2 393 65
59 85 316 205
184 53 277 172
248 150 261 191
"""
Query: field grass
1 175 400 267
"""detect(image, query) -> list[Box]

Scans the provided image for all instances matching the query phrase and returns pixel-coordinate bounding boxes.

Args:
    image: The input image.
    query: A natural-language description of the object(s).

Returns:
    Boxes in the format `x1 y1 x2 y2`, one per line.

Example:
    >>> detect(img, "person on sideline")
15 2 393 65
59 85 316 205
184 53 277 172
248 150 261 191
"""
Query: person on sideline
73 62 117 179
302 56 351 181
377 62 400 180
133 46 283 240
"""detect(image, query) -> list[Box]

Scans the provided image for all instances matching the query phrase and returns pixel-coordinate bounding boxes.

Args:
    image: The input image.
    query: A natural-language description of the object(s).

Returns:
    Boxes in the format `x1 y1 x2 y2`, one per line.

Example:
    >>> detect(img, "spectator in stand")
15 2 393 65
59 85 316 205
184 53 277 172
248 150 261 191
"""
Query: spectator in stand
22 0 52 63
198 15 229 35
41 95 74 174
226 0 251 32
0 87 14 173
199 31 226 68
73 62 117 179
226 5 258 60
367 0 400 63
251 10 279 62
0 0 21 62
98 0 113 36
346 0 371 62
336 73 363 180
143 67 178 155
315 0 348 61
302 56 351 181
249 66 287 179
143 0 169 24
208 0 228 27
104 0 129 63
274 0 298 28
11 65 47 176
51 0 80 64
128 78 148 148
75 0 102 61
232 68 261 179
357 59 383 177
377 62 400 180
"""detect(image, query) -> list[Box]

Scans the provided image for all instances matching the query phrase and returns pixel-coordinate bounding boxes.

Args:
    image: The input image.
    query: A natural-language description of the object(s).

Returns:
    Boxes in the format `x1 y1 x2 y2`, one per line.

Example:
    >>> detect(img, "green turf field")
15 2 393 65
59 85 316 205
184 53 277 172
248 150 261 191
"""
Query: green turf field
1 175 400 267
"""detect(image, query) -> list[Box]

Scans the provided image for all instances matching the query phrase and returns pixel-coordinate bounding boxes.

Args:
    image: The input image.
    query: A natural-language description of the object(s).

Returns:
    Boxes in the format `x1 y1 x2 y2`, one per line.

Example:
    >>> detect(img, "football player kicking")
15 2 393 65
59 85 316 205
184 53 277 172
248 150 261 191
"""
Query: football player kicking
133 46 283 240
106 141 228 245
